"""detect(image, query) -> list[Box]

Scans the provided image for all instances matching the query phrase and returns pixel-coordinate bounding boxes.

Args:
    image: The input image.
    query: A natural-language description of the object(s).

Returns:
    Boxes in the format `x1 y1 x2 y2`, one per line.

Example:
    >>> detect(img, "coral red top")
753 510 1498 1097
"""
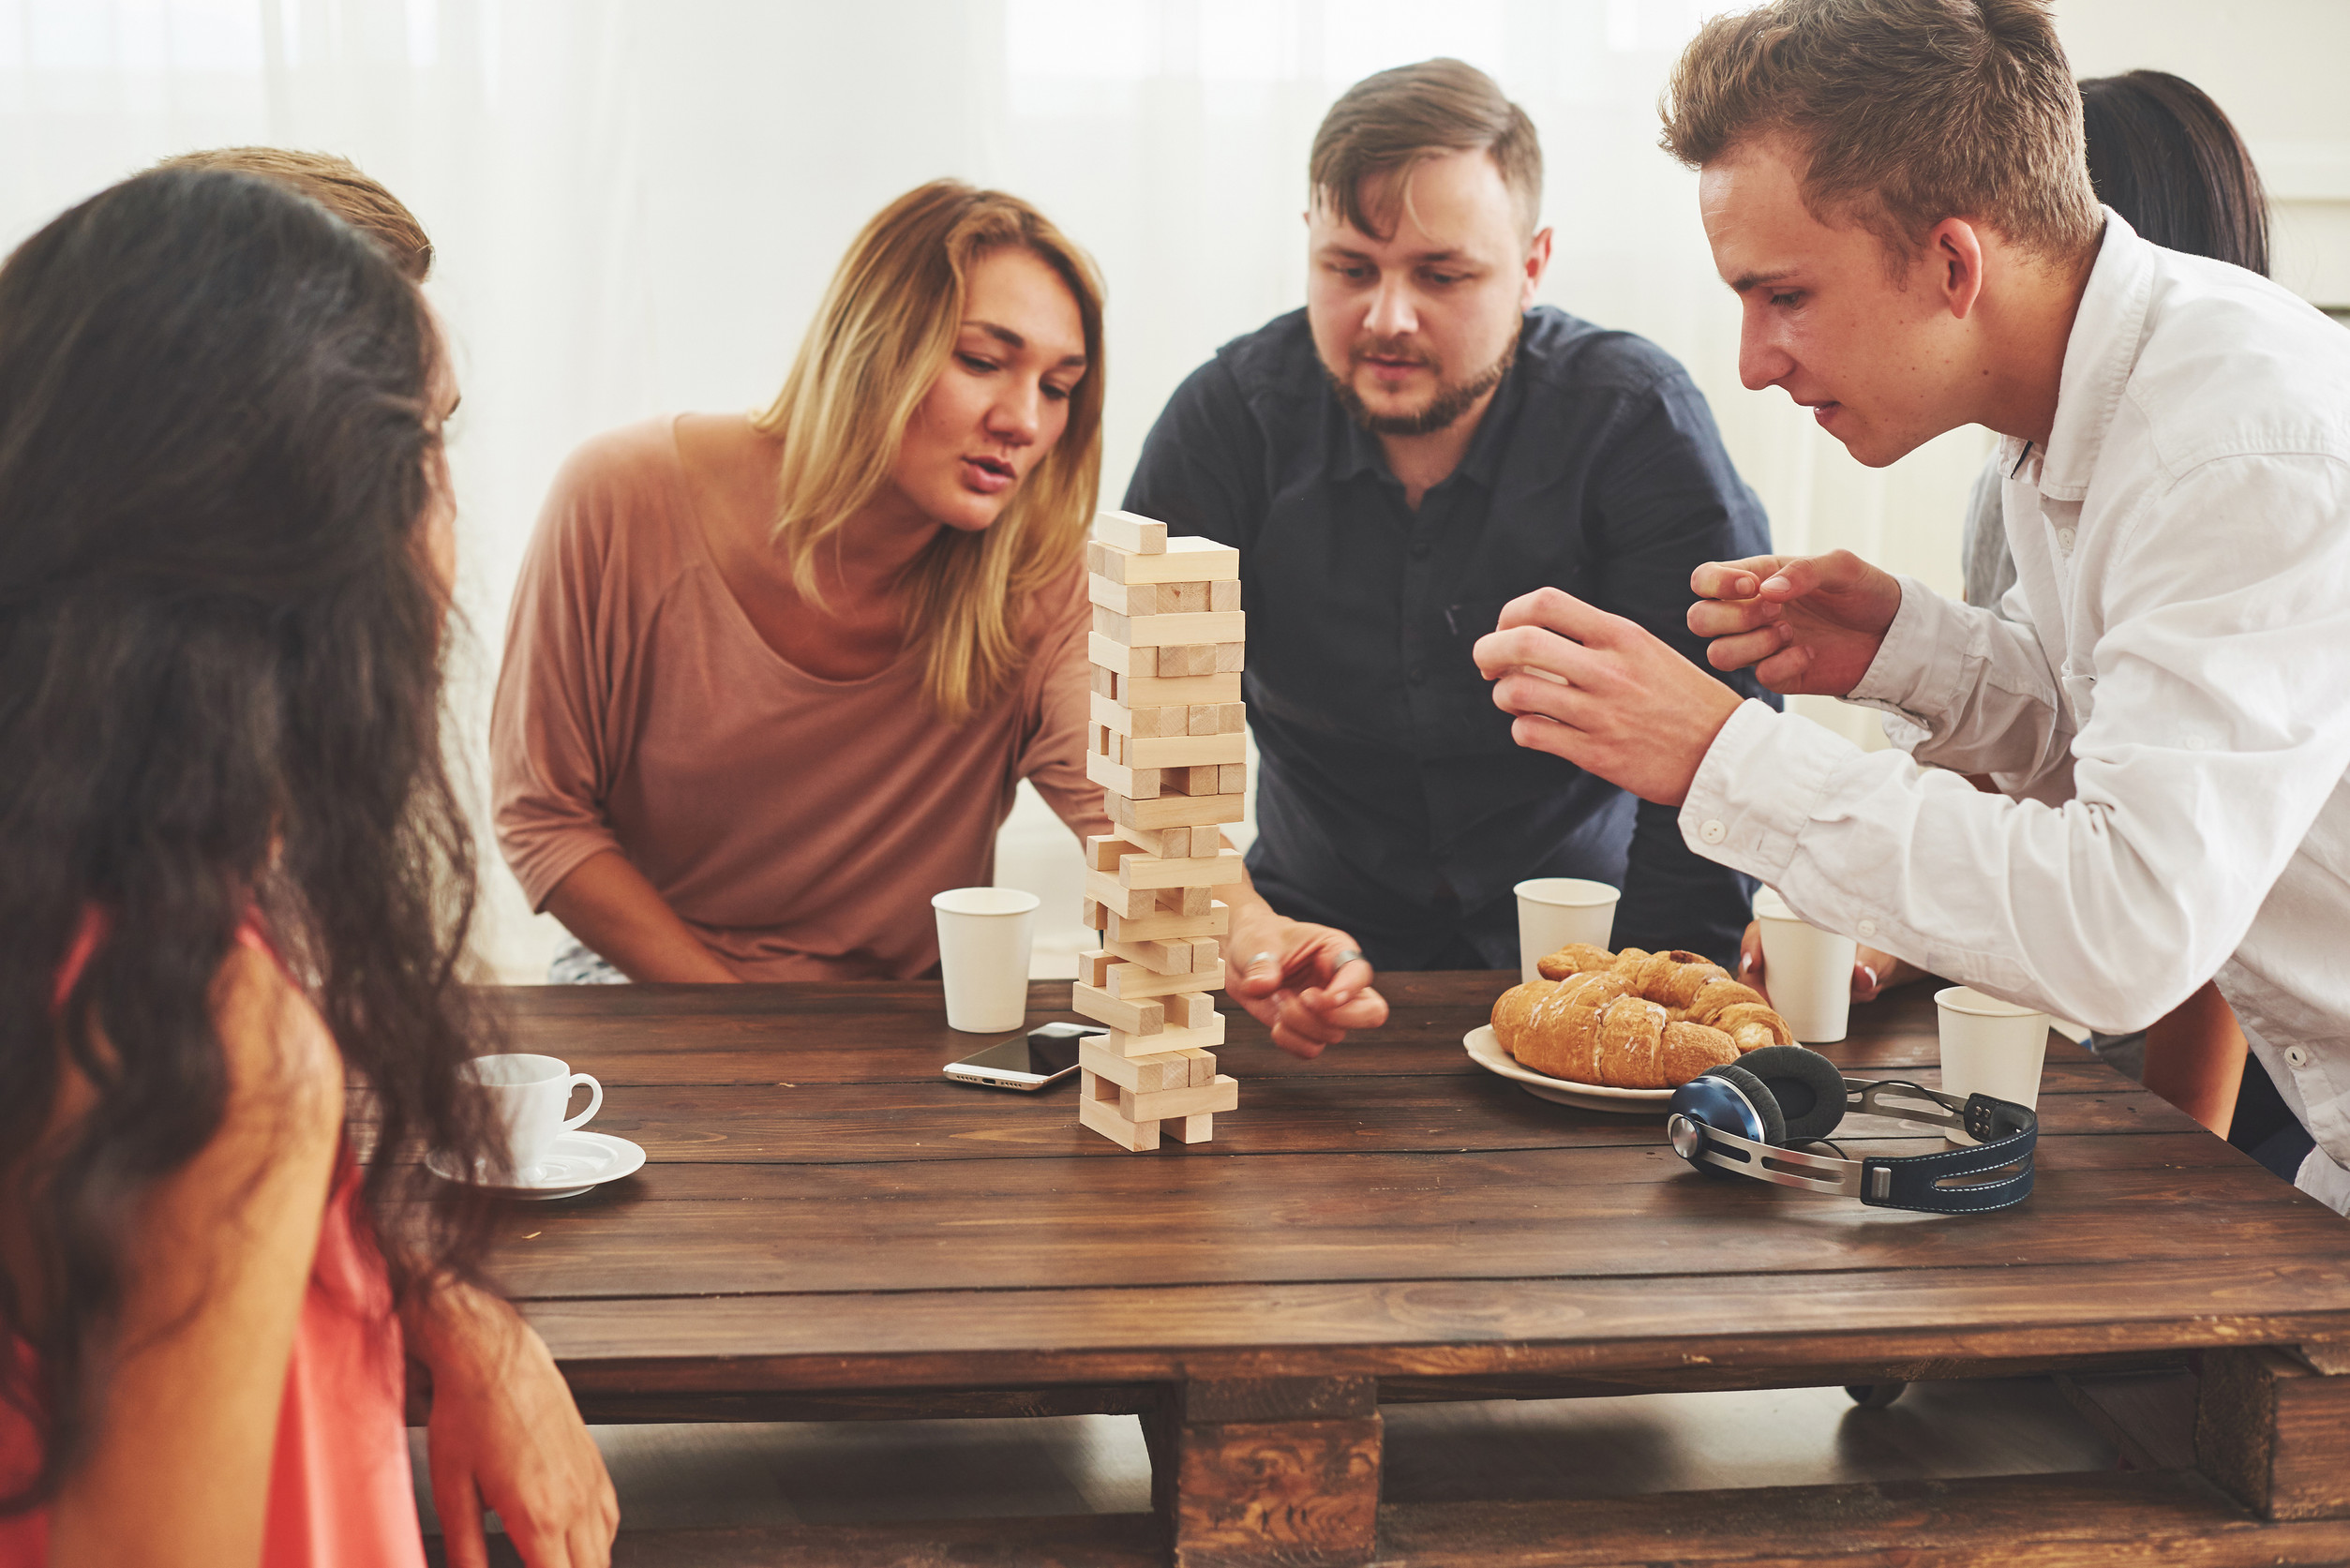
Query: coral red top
0 918 424 1567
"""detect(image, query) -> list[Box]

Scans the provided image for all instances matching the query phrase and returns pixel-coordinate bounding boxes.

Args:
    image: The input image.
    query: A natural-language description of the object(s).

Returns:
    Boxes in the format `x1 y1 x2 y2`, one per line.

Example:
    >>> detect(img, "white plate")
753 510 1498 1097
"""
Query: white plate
427 1129 647 1200
1462 1025 1673 1114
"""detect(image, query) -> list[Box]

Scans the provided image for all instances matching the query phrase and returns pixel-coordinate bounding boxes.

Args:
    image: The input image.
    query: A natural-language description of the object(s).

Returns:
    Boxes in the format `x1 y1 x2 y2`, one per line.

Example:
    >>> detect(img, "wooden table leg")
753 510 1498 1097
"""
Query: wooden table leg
2197 1346 2350 1519
1145 1375 1381 1567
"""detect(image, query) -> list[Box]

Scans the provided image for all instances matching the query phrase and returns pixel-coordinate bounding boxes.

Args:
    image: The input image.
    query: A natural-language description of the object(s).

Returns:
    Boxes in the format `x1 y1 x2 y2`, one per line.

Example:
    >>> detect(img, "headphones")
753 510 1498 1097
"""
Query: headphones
1667 1046 2037 1215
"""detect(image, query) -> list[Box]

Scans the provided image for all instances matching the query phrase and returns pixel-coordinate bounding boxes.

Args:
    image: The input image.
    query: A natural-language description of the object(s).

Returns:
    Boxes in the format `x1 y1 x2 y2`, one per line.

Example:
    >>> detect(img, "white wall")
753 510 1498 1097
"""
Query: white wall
2 1 2342 979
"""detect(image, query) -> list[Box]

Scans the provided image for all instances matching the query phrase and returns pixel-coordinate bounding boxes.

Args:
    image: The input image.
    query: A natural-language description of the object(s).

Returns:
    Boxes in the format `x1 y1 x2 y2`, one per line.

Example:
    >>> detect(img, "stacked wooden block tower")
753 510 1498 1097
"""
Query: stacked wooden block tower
1072 508 1247 1151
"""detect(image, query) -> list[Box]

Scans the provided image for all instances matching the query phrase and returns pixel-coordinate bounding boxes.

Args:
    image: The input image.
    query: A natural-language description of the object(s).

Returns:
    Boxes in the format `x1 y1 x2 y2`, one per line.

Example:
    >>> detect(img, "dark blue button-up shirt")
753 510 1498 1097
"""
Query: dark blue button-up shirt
1124 306 1775 969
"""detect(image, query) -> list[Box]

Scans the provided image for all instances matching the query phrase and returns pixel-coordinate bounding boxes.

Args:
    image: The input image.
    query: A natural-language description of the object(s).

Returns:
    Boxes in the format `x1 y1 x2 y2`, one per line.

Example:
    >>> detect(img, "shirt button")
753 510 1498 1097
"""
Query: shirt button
2057 527 2076 552
1699 819 1727 844
1857 918 1878 938
2286 1046 2311 1069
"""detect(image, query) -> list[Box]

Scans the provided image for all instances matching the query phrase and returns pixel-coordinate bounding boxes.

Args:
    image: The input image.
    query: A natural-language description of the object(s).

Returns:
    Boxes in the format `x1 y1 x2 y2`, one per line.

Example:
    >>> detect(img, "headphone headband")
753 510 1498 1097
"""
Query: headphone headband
1667 1076 2037 1215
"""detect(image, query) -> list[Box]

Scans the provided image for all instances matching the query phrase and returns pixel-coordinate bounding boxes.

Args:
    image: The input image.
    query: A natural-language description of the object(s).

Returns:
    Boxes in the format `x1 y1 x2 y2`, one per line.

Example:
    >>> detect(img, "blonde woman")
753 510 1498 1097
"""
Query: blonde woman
491 183 1383 1055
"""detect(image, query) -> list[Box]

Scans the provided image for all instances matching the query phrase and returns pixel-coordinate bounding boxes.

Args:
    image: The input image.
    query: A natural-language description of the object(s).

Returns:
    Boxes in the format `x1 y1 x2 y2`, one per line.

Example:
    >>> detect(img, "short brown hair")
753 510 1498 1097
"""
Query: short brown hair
154 147 434 281
1310 58 1542 239
1660 0 2102 264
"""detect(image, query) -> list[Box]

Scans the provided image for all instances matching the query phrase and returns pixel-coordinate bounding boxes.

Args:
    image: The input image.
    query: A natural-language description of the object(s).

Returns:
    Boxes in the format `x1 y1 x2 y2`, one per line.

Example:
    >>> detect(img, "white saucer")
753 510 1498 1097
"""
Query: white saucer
1462 1025 1673 1114
427 1129 647 1200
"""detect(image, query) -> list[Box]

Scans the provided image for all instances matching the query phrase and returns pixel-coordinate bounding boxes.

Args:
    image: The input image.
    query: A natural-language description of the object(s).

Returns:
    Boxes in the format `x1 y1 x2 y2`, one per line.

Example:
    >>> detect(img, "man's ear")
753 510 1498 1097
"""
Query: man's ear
1930 217 1987 321
1522 226 1555 306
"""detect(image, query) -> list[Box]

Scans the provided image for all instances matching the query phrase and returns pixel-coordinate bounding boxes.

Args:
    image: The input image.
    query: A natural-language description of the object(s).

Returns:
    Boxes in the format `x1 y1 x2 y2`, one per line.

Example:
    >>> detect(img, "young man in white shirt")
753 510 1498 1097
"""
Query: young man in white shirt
1472 0 2350 1211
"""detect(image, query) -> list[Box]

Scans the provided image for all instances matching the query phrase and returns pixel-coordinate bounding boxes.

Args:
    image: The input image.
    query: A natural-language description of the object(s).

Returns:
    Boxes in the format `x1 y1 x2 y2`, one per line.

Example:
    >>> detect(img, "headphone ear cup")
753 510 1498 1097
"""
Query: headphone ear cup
1739 1046 1848 1144
1706 1062 1786 1146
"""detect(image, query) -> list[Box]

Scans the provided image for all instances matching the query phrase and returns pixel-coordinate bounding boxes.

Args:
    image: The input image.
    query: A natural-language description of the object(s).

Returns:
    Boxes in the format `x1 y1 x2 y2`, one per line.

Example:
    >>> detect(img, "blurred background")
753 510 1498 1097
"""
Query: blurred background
4 0 2343 980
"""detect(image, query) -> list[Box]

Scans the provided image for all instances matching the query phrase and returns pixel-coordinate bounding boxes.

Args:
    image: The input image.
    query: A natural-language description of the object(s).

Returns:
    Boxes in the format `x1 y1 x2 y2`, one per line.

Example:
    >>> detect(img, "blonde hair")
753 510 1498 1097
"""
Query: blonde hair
1660 0 2102 267
752 181 1104 724
153 146 434 280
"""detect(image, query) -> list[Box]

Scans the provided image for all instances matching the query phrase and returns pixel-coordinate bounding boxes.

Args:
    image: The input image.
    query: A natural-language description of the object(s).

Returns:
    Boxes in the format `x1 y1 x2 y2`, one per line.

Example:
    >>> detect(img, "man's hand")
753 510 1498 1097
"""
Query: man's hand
1473 588 1744 806
1224 910 1387 1059
1736 920 1921 1004
412 1281 618 1568
1686 552 1902 697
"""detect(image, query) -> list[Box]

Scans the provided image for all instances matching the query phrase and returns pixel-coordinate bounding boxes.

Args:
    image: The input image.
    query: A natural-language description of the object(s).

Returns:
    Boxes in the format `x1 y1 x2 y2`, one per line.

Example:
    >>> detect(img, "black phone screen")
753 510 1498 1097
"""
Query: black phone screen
952 1026 1091 1077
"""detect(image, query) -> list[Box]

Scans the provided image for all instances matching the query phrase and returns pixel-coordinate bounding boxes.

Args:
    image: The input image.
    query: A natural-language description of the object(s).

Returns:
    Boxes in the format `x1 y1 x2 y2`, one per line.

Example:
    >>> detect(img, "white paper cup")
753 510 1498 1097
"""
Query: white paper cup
933 887 1040 1033
1751 889 1856 1044
1935 986 2050 1144
1513 877 1620 985
464 1053 602 1178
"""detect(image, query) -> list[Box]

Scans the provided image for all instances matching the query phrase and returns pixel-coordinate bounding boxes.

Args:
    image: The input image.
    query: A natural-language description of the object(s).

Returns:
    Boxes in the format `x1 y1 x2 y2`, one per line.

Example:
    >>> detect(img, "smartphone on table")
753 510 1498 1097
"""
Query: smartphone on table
942 1021 1106 1090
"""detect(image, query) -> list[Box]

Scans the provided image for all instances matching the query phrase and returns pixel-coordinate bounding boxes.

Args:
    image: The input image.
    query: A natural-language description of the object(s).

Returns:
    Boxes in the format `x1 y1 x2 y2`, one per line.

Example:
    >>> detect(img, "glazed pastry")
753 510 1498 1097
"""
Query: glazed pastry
1534 942 1618 981
1493 942 1789 1085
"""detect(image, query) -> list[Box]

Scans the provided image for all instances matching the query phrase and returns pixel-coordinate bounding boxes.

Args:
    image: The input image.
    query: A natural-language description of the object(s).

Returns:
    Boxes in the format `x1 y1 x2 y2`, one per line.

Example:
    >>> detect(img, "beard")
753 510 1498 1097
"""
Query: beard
1325 329 1519 438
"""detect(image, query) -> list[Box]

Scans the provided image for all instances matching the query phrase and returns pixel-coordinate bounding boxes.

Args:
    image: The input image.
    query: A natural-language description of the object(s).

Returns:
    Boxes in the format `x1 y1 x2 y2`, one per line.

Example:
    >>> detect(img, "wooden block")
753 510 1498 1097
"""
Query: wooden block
1102 957 1224 1001
1078 1080 1161 1151
2198 1347 2350 1518
1155 643 1217 678
1085 834 1126 874
1186 701 1246 737
1070 981 1163 1036
1102 610 1245 650
1079 896 1107 931
1104 900 1230 943
1165 1113 1214 1143
1084 752 1160 800
1176 1047 1218 1085
1086 574 1160 617
1172 992 1218 1027
1118 849 1245 890
1213 640 1245 673
1126 731 1246 769
1089 664 1116 699
1219 764 1249 795
1162 581 1208 614
1210 578 1240 612
1077 948 1114 989
1084 868 1157 920
1107 789 1248 830
1160 886 1215 918
1216 702 1246 733
1104 933 1207 975
1112 820 1195 859
1078 1040 1191 1093
1100 1013 1226 1056
1091 535 1237 586
1111 671 1243 708
1160 766 1223 796
1087 632 1154 679
1089 691 1187 739
1119 1073 1238 1124
1093 509 1167 555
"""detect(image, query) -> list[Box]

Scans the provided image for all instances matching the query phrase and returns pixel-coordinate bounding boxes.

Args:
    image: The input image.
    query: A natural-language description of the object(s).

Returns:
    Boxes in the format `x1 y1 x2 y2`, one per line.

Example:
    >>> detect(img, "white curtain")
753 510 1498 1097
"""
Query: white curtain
5 0 2336 979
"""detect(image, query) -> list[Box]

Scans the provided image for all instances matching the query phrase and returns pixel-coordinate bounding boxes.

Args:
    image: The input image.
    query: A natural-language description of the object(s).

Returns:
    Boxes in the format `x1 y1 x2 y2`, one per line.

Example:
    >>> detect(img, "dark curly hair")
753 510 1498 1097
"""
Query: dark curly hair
0 165 501 1510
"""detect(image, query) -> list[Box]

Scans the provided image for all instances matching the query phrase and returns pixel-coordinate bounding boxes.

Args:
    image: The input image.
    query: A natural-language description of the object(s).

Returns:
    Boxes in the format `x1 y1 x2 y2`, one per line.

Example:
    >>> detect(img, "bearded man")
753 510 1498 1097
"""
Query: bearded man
1127 58 1775 979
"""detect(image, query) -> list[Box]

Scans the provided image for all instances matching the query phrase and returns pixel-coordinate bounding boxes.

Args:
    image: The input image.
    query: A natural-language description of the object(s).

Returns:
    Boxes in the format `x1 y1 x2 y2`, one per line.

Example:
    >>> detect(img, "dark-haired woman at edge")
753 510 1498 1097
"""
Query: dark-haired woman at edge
0 169 613 1566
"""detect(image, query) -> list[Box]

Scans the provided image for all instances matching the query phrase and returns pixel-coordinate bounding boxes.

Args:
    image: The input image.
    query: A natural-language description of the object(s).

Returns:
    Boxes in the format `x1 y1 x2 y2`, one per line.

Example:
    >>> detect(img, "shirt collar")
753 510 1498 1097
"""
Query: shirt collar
2034 206 2154 501
1325 317 1532 493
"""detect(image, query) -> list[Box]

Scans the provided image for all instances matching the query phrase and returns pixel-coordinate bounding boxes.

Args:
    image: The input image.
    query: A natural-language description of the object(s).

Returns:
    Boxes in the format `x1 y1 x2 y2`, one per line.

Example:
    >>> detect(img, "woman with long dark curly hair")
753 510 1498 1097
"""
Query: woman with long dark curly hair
0 167 612 1566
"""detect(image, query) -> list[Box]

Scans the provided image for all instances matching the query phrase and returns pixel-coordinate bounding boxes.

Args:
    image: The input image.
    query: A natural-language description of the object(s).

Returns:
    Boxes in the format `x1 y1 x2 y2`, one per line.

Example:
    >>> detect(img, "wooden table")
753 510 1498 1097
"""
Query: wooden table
487 974 2350 1566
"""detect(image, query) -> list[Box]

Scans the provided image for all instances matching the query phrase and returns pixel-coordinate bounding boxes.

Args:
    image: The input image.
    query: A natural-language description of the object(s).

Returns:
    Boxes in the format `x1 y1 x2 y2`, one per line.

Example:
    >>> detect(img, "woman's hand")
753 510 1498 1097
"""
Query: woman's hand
411 1281 618 1568
1223 910 1387 1059
1736 920 1921 1005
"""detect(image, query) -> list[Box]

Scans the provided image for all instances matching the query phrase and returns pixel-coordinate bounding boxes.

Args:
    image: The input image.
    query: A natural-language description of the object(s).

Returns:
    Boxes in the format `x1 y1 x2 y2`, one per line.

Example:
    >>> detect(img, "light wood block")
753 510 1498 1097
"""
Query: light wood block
1165 1113 1214 1143
1104 934 1218 975
1098 610 1246 650
1090 535 1238 586
1107 789 1248 831
1103 900 1230 943
1160 766 1223 796
1160 887 1216 918
1102 957 1224 1001
1112 820 1199 859
1077 948 1115 988
1084 834 1127 874
1100 1013 1226 1056
1085 574 1158 617
1125 731 1245 769
1119 1073 1238 1124
1086 633 1154 679
1210 578 1240 612
1084 868 1158 920
1213 641 1245 673
1118 849 1245 890
1078 1078 1160 1150
1103 671 1244 708
1070 981 1163 1036
1079 896 1107 931
1089 692 1187 739
1171 991 1218 1027
1162 582 1209 614
1188 701 1246 736
1093 509 1167 555
1176 1047 1218 1085
1084 752 1161 800
1218 764 1248 795
1077 1041 1193 1093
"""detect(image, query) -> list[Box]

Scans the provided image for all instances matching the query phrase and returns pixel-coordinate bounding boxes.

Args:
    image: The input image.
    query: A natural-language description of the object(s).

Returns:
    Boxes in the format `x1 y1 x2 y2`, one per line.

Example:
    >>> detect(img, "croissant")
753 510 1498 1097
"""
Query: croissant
1494 941 1797 1087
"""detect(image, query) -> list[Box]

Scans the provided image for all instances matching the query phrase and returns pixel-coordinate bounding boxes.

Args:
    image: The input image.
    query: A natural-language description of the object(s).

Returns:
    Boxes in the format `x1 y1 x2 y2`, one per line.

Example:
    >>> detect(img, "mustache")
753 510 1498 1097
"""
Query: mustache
1349 336 1433 369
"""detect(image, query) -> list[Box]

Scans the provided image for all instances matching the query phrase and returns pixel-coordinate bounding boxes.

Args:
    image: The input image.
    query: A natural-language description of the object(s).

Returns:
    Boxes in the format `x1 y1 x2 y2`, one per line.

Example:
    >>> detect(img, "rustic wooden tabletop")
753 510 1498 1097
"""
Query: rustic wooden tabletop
470 973 2350 1566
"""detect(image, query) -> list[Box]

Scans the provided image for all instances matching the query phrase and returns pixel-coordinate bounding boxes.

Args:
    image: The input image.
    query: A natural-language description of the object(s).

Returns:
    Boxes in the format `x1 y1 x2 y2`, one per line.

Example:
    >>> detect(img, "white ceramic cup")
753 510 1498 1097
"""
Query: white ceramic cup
464 1053 602 1178
1751 888 1857 1044
933 886 1040 1033
1935 985 2051 1144
1513 877 1621 985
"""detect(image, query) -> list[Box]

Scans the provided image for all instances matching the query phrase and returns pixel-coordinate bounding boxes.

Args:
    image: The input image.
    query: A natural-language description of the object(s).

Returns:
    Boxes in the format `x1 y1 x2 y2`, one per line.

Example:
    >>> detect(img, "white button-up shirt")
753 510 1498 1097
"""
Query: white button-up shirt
1679 212 2350 1211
